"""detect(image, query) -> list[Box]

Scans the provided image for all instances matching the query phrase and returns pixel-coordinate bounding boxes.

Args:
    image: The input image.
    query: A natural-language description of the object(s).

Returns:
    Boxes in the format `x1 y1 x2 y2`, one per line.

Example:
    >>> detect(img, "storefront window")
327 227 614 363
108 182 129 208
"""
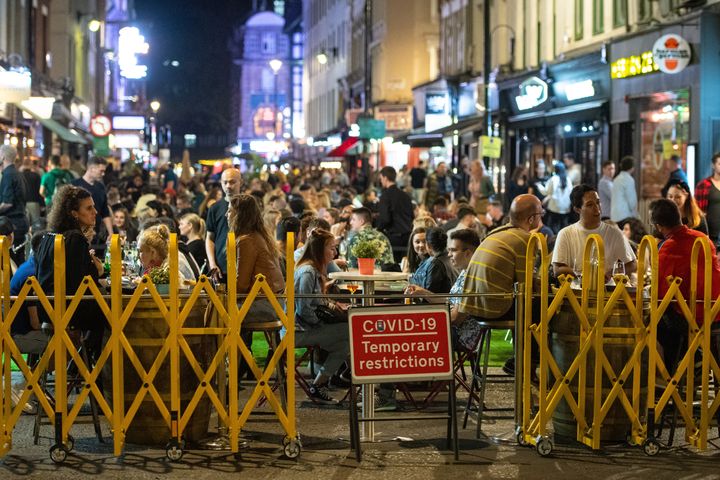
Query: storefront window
638 89 690 200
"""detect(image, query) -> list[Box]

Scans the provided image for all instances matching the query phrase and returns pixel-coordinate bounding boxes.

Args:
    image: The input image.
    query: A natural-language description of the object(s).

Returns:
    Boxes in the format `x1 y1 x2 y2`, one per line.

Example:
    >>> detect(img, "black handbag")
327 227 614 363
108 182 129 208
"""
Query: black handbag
315 304 348 324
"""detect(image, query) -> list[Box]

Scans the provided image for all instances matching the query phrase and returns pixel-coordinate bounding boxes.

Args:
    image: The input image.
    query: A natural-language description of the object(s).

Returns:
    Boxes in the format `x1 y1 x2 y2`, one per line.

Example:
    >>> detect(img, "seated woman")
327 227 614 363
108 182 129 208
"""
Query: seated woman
35 185 105 360
112 206 138 243
401 227 427 274
227 194 285 322
137 224 193 285
178 213 208 273
408 227 458 294
294 229 350 405
666 179 709 235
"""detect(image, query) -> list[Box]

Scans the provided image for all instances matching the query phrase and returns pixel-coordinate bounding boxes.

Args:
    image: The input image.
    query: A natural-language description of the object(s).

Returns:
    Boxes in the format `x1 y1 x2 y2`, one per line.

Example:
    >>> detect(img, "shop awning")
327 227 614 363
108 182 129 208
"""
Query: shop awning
14 102 88 144
326 137 359 157
433 116 486 137
508 100 606 126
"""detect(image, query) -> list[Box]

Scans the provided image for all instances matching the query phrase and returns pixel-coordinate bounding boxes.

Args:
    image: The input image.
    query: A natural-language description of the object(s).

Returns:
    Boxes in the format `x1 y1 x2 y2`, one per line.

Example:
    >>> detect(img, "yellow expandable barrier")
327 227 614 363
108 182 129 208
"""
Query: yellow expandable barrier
519 233 720 456
0 232 298 462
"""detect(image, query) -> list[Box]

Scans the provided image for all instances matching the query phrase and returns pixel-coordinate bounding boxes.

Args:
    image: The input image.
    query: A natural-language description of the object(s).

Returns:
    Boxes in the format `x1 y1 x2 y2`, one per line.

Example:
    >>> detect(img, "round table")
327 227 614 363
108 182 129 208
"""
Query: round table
329 271 410 441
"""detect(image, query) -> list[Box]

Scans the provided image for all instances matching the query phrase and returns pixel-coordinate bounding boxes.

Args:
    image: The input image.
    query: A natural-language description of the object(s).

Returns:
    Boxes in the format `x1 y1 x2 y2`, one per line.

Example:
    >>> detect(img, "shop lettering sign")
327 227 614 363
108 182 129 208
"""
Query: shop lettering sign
611 52 658 79
349 305 452 383
515 77 548 111
652 34 691 74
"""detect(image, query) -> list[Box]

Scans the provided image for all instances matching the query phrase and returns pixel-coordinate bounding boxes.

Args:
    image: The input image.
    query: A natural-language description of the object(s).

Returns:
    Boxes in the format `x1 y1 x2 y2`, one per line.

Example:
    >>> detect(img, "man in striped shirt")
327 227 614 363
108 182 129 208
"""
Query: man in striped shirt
459 194 544 320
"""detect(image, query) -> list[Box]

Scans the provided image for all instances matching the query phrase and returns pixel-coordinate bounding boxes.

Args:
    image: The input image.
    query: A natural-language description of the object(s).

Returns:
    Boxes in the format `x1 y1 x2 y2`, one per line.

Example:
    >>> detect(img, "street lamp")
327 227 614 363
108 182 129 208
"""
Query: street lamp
268 59 282 140
150 100 161 113
88 19 101 32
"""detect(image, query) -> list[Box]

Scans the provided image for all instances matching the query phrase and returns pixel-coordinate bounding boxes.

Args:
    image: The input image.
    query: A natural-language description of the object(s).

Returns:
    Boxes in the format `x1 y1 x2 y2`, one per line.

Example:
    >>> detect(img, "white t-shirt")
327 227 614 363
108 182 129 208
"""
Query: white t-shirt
552 221 636 273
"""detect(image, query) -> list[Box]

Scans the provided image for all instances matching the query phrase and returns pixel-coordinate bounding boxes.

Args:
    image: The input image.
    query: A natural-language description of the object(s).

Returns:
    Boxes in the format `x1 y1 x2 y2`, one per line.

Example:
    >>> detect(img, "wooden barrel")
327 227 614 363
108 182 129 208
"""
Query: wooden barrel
549 291 648 444
104 295 213 445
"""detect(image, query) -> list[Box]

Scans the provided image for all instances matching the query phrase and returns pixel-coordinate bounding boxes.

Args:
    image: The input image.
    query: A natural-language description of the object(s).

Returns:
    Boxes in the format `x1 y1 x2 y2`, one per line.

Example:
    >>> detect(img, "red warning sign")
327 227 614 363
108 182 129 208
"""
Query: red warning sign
348 305 452 383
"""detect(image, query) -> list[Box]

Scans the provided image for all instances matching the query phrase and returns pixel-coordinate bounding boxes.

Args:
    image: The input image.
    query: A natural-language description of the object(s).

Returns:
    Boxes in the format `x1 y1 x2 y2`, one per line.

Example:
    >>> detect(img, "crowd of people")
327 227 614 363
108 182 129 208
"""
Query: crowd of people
1 140 720 411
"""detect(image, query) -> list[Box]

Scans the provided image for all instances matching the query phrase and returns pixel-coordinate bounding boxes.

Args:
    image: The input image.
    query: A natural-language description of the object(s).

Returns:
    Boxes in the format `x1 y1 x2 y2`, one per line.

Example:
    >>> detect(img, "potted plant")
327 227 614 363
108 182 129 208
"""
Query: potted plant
351 238 386 275
148 265 170 294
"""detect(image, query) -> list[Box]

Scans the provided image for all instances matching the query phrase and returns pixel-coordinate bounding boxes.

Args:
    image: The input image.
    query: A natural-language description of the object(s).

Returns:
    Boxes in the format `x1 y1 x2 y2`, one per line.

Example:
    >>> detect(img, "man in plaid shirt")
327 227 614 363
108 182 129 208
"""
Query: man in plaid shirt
694 153 720 247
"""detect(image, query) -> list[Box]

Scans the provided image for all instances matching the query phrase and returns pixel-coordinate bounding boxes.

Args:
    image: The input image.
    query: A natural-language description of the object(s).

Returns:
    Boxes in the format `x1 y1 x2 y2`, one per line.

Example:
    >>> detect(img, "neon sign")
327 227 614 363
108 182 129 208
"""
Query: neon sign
118 27 149 79
611 51 659 79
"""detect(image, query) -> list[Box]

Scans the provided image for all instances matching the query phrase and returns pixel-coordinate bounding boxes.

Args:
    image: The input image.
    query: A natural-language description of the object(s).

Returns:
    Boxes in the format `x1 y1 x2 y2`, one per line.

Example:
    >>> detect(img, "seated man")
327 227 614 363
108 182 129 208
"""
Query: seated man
479 200 507 232
459 194 544 375
651 198 720 372
446 205 484 240
407 228 481 351
460 194 543 321
552 184 636 282
345 207 395 269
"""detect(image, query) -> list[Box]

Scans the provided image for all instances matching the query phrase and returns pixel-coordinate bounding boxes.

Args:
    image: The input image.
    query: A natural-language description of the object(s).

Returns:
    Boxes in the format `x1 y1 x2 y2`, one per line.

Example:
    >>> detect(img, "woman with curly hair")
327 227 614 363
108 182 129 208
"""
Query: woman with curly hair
35 185 105 357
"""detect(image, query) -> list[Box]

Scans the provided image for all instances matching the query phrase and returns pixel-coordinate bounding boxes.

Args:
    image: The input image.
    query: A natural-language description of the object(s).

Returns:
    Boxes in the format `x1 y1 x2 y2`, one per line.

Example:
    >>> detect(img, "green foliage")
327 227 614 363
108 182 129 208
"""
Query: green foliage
351 237 386 259
148 265 170 285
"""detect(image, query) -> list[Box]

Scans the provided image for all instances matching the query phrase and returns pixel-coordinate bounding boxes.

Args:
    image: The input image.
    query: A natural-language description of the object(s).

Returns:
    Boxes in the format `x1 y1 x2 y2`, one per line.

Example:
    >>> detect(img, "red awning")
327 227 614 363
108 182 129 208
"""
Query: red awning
326 137 359 157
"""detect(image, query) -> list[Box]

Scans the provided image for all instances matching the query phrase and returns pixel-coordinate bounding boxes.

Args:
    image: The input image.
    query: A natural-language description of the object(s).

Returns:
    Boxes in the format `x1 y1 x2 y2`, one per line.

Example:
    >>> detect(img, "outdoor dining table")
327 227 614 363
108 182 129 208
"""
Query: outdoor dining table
328 270 410 442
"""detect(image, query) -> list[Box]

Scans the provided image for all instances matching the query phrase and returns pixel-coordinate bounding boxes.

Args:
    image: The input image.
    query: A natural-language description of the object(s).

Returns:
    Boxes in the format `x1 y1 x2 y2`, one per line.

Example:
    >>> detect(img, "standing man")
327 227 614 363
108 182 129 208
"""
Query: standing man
72 157 113 251
661 154 688 198
206 168 243 281
695 152 720 249
377 166 414 264
610 156 639 221
0 145 29 264
564 153 582 187
597 160 615 219
40 154 74 208
345 207 395 269
409 160 427 204
424 161 453 209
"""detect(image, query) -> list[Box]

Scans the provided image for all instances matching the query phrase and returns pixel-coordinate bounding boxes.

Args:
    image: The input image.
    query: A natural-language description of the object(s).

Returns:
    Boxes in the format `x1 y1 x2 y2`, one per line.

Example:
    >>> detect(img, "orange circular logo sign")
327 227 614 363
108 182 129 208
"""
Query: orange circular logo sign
652 34 691 74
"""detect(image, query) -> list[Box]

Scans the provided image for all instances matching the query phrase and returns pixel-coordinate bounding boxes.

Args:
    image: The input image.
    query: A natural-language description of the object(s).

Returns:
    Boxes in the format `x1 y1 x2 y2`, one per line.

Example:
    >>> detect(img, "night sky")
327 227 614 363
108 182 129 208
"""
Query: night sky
135 0 252 140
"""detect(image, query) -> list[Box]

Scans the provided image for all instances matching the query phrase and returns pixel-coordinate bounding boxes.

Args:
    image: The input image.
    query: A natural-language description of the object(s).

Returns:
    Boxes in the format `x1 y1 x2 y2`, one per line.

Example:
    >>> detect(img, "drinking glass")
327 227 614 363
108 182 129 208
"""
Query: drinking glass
572 259 582 288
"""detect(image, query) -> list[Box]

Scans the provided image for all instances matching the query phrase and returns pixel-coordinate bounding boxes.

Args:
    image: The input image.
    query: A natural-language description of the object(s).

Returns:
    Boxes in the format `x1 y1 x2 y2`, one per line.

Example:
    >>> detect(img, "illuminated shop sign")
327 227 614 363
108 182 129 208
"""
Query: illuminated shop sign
515 76 548 111
118 27 149 79
611 51 659 79
563 79 596 102
425 93 448 114
652 34 691 74
0 68 31 103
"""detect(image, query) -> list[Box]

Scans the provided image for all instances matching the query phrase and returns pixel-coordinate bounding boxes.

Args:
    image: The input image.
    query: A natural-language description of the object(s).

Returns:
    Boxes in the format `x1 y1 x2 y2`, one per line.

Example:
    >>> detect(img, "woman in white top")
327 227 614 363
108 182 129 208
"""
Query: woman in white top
543 162 573 234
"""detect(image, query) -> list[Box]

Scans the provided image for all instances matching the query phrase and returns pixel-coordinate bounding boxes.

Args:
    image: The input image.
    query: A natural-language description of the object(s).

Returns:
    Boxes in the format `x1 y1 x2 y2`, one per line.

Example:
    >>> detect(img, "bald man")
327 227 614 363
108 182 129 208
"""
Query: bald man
459 194 544 322
206 168 243 281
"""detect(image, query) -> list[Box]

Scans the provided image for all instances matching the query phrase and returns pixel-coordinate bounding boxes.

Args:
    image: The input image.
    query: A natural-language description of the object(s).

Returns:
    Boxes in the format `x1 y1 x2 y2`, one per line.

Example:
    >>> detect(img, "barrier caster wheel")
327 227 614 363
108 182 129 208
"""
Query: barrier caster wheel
515 427 527 446
65 434 75 452
643 438 660 456
283 434 300 447
535 436 553 457
49 444 68 464
166 441 184 462
283 439 301 459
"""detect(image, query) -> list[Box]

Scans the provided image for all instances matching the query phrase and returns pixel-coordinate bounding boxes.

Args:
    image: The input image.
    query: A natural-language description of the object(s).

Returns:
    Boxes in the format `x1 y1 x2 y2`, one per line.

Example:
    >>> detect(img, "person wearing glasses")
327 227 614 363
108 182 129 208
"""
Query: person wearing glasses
406 229 481 351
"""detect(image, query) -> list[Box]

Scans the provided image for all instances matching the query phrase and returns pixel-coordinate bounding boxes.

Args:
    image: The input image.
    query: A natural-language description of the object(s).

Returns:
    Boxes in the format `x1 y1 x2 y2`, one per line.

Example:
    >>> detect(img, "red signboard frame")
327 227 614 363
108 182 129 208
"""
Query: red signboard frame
348 304 453 384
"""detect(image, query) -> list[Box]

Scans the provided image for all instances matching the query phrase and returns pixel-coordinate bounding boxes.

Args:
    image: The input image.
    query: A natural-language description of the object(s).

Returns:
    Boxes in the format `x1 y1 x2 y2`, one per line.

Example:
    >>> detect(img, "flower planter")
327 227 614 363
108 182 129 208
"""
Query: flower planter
357 258 375 275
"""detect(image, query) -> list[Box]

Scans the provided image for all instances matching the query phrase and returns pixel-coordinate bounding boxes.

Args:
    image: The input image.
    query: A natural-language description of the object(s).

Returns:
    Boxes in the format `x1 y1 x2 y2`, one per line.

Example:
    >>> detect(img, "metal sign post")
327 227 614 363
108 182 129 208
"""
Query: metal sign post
347 304 458 461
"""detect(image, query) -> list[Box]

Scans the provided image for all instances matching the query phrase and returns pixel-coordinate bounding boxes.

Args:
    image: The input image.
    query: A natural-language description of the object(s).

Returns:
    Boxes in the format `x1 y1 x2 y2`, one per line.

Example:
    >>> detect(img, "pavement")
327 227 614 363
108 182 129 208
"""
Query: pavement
2 368 720 479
